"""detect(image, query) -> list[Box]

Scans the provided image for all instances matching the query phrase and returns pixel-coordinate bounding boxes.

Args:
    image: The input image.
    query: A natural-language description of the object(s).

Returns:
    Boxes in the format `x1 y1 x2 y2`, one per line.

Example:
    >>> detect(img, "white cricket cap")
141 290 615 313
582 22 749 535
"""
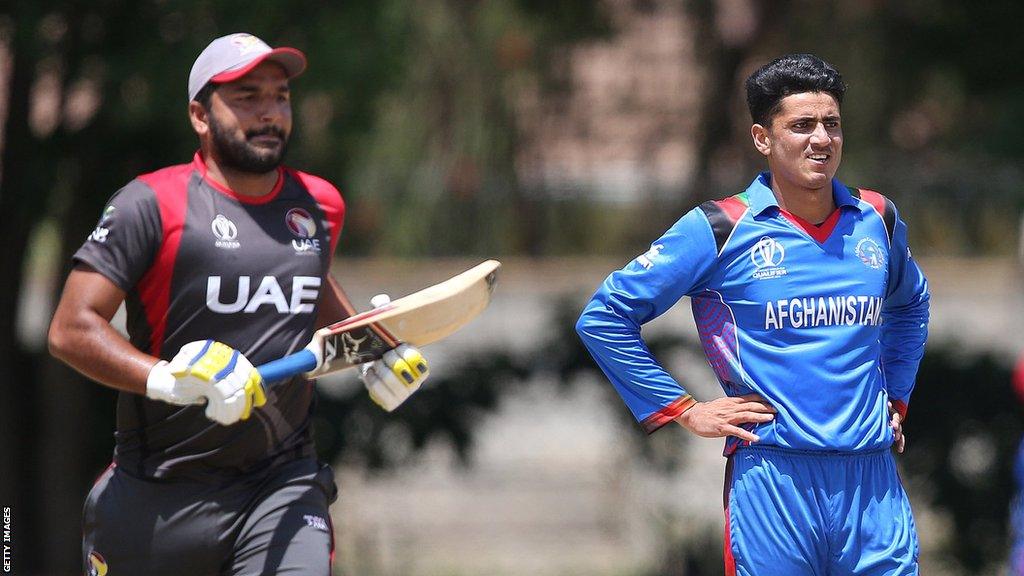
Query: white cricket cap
188 33 306 102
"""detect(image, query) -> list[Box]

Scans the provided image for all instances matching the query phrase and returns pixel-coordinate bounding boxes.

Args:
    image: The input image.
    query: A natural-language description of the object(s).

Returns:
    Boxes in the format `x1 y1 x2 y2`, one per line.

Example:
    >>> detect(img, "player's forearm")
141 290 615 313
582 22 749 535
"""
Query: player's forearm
881 291 929 401
48 307 155 395
577 298 692 432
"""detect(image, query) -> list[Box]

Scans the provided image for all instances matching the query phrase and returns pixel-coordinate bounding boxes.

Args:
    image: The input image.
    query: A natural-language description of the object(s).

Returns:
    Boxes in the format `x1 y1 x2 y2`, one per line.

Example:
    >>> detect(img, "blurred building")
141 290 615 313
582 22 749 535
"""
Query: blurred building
515 1 701 203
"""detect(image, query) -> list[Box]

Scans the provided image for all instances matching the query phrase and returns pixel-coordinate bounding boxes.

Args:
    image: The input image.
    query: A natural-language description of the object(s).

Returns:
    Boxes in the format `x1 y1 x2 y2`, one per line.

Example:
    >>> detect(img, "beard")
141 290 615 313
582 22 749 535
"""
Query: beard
208 111 290 174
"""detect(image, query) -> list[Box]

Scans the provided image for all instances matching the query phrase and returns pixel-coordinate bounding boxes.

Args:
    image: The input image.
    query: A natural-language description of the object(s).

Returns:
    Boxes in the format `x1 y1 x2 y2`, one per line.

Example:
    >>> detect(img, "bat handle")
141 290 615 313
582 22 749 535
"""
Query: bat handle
256 350 319 384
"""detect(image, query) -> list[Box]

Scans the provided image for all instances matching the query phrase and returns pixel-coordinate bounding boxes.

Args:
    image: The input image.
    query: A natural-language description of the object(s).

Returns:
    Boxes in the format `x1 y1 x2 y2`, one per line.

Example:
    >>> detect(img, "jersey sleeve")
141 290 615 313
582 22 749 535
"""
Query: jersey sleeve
576 207 719 433
72 180 162 291
316 185 344 256
880 200 930 418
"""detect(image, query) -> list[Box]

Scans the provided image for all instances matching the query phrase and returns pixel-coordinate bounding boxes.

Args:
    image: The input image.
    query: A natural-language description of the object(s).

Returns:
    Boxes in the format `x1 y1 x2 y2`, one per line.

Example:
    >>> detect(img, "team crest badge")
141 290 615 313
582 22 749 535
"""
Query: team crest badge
87 550 108 576
286 208 322 255
285 208 317 239
856 237 885 269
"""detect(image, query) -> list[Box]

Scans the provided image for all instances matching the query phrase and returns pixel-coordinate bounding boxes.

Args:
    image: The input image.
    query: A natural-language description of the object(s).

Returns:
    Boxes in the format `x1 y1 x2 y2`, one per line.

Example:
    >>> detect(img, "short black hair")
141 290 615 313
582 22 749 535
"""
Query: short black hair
745 54 846 126
193 82 217 108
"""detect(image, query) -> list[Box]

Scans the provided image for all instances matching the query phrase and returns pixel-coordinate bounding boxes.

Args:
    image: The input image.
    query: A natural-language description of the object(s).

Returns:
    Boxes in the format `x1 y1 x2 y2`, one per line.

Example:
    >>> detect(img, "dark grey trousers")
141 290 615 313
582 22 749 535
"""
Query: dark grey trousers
82 458 337 576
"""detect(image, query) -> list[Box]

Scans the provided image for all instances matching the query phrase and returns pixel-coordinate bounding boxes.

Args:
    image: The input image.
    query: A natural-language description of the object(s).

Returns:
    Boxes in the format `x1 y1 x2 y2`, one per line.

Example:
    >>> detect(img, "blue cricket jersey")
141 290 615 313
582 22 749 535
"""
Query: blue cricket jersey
576 172 929 454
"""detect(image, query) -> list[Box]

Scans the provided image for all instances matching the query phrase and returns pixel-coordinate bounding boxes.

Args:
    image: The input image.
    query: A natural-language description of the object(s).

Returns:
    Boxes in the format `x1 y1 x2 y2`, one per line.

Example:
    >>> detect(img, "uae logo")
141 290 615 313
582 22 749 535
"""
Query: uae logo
856 237 885 269
287 208 321 254
750 236 787 279
212 214 240 249
285 208 317 239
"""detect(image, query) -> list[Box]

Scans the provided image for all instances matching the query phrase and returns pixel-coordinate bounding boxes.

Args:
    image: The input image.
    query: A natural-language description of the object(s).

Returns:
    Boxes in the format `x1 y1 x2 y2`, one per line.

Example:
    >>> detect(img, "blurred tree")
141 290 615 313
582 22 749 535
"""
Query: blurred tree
347 0 610 256
683 0 788 206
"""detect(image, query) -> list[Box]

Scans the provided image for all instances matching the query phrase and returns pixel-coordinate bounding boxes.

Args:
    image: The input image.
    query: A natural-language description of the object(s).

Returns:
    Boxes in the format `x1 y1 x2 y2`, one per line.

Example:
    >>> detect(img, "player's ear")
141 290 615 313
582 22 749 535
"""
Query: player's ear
188 100 210 137
751 123 771 157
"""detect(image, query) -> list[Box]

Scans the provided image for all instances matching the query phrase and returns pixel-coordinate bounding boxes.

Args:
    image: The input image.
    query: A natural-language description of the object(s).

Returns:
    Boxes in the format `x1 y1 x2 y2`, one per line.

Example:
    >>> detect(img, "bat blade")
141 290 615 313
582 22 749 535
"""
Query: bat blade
256 259 500 383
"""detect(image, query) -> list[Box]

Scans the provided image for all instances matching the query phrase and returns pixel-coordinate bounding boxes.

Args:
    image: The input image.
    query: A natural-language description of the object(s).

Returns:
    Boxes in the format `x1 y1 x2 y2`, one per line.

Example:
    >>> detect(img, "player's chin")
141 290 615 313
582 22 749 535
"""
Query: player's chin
800 169 833 191
247 146 285 166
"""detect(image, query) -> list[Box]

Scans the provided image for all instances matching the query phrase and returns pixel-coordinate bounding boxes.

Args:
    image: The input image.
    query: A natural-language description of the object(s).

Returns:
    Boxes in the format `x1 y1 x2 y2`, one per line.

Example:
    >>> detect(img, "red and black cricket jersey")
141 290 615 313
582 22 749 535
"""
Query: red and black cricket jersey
74 152 344 480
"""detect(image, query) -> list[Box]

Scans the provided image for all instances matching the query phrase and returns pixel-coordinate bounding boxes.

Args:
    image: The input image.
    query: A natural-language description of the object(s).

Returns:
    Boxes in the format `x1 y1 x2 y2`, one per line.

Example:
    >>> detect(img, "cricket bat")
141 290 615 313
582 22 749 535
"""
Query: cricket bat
256 259 501 384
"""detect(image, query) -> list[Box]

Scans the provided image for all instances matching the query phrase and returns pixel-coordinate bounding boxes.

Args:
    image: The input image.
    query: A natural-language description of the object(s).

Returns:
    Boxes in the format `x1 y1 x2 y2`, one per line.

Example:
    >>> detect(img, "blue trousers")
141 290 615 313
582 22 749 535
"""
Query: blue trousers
725 446 918 576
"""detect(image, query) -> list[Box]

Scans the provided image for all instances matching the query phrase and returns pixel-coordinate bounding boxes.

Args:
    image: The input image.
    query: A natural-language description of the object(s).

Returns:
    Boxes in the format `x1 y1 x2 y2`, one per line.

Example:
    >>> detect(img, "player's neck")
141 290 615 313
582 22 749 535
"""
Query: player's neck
202 153 280 197
769 174 835 224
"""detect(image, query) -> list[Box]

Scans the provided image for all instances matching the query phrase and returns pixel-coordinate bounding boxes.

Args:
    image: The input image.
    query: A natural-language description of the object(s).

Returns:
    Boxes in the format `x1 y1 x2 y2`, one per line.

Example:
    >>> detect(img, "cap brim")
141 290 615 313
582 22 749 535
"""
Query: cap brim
209 47 307 84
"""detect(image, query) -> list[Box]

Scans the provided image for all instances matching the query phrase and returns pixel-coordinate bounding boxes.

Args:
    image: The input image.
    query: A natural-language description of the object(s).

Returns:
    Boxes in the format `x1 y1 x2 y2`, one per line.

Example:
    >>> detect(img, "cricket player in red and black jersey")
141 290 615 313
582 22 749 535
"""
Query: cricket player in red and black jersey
49 33 429 575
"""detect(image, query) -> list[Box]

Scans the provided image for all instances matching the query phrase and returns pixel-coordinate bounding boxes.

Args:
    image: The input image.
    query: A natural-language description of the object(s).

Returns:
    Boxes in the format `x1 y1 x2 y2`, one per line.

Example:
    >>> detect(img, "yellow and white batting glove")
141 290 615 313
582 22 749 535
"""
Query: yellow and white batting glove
147 340 266 425
359 294 430 411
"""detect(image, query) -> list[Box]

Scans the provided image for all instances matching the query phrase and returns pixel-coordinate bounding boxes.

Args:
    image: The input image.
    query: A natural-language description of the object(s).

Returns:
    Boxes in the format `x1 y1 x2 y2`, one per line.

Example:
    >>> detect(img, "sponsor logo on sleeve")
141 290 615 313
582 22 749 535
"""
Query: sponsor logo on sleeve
636 243 664 270
211 214 240 249
750 236 787 279
88 205 116 243
856 237 885 269
303 514 330 533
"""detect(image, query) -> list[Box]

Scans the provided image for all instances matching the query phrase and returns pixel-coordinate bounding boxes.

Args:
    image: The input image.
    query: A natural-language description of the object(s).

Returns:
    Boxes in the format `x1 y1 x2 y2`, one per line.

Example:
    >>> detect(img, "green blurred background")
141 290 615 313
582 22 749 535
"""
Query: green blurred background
2 1 1023 574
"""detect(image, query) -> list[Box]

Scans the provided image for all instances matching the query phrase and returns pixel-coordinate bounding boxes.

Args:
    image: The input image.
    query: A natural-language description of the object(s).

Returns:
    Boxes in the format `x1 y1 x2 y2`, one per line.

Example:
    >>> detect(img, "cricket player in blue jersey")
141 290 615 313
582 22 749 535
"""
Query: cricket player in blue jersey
577 53 929 575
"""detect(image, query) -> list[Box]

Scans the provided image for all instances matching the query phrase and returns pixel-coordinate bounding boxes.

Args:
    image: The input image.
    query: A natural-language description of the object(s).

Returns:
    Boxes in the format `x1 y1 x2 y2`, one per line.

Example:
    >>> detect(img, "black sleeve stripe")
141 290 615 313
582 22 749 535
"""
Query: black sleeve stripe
698 200 741 255
853 188 896 243
881 197 897 242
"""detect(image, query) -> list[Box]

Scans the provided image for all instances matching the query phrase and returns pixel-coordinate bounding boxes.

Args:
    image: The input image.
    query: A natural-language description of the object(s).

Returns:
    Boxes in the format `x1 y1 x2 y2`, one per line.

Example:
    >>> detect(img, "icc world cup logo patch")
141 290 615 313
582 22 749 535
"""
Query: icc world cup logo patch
856 237 885 269
285 208 317 239
750 236 787 280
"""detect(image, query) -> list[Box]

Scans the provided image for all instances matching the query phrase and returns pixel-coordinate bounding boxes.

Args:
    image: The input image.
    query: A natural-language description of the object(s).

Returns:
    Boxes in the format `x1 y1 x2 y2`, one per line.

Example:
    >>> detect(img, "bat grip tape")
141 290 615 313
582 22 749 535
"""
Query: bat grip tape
256 350 318 384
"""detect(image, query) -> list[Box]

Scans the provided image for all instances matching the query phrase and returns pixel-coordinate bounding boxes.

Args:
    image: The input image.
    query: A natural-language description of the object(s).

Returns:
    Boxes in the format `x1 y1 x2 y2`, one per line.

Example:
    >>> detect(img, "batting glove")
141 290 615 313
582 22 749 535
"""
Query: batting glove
147 340 266 425
359 294 430 411
361 344 430 411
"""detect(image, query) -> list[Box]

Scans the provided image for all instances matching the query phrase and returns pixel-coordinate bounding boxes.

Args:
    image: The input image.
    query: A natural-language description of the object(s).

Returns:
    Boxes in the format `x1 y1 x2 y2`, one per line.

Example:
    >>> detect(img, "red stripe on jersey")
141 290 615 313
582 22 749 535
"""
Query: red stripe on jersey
137 165 192 357
858 188 887 219
191 151 285 205
723 456 737 576
891 399 909 421
288 168 345 255
327 511 337 567
90 461 116 489
718 196 748 223
641 394 696 434
724 511 737 575
779 207 842 243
